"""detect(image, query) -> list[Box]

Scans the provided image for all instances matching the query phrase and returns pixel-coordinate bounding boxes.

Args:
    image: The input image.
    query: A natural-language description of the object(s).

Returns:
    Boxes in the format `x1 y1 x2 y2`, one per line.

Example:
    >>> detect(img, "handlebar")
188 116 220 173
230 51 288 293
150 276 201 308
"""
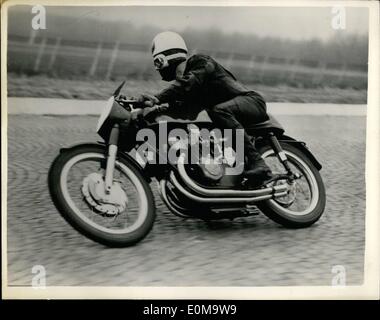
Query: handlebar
115 96 166 112
116 98 139 104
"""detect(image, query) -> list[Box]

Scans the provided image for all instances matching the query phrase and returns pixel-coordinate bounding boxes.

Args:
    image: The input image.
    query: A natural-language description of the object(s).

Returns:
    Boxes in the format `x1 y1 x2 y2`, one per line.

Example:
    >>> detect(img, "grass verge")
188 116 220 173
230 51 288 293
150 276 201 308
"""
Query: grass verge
7 74 367 104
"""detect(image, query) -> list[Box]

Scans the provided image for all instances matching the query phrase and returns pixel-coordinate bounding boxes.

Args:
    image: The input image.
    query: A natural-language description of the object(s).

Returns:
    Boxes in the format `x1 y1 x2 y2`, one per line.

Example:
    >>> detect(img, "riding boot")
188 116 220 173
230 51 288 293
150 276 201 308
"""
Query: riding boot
243 138 272 186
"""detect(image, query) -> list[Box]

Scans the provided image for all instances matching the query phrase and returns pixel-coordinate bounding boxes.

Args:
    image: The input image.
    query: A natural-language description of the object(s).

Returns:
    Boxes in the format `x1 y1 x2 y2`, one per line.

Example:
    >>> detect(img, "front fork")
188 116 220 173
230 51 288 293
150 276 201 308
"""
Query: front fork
104 124 120 194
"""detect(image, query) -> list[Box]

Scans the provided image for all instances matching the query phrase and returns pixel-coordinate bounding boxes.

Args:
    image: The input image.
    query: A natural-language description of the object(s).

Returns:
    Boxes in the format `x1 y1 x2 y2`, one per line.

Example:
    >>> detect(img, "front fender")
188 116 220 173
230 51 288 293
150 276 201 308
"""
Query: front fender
59 142 151 182
59 141 106 153
278 135 322 171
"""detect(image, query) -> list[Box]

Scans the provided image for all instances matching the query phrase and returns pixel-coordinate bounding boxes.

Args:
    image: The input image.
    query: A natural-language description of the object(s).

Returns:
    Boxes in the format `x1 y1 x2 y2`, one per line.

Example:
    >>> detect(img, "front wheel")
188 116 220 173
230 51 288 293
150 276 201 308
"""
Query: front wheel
48 145 156 247
257 143 326 228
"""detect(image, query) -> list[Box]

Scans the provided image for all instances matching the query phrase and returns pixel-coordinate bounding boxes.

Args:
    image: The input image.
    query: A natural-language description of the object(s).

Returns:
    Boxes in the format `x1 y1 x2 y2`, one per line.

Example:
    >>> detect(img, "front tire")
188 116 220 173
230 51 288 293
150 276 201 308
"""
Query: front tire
48 145 156 247
257 143 326 228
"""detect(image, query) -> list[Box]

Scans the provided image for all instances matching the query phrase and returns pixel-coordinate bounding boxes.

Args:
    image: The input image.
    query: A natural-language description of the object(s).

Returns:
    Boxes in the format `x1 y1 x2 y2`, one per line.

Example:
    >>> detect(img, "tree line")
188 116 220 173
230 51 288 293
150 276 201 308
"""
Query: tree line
9 10 368 68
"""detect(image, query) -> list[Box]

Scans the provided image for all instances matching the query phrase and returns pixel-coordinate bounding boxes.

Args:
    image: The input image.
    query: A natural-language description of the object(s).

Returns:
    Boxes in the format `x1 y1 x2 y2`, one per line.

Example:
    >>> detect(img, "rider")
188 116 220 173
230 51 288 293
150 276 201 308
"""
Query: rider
137 31 272 185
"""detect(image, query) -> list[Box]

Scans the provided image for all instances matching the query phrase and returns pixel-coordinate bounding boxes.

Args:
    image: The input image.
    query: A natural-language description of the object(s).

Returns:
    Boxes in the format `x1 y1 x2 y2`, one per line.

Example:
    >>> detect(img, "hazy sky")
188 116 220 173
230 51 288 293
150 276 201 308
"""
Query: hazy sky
11 5 369 40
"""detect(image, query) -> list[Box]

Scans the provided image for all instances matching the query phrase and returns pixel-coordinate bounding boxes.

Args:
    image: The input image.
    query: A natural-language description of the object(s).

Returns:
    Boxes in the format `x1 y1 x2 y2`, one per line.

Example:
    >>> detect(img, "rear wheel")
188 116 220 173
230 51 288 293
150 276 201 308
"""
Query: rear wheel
257 143 326 228
48 145 155 247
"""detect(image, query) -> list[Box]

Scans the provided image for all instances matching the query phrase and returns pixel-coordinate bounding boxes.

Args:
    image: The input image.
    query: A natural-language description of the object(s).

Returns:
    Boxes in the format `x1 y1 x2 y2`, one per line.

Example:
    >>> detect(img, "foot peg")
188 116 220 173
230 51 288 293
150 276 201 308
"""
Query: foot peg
262 174 290 186
241 176 270 189
242 173 291 189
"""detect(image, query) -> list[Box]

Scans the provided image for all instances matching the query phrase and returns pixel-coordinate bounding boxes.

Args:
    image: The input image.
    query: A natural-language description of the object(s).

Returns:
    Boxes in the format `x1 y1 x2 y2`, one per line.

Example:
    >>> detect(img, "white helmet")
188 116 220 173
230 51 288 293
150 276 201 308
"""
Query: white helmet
151 31 188 80
151 31 188 68
152 31 187 56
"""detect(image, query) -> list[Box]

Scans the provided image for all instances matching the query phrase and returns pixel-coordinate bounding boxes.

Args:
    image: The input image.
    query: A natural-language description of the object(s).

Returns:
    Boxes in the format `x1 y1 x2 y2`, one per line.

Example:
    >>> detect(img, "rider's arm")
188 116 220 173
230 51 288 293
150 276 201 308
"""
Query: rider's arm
155 55 215 104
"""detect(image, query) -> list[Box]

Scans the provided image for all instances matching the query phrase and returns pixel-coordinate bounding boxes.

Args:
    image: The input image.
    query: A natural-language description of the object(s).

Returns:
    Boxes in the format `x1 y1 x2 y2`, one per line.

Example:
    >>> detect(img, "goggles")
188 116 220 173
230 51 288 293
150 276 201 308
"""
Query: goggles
153 52 187 70
153 54 169 70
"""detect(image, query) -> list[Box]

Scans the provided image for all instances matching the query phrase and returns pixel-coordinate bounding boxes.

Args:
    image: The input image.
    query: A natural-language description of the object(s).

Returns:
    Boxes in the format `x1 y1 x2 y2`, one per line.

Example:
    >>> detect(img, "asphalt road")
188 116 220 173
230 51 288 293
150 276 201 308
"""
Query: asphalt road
7 112 366 287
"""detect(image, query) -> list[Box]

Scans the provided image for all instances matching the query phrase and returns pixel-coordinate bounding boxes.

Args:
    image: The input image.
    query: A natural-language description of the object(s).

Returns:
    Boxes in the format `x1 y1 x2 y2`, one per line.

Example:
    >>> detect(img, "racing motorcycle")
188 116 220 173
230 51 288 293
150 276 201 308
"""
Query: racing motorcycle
48 82 326 247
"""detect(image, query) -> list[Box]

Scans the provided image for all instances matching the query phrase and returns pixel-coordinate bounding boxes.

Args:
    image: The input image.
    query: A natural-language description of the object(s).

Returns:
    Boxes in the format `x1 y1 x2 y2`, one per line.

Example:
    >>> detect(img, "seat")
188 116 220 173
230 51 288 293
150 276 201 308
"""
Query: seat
245 113 284 136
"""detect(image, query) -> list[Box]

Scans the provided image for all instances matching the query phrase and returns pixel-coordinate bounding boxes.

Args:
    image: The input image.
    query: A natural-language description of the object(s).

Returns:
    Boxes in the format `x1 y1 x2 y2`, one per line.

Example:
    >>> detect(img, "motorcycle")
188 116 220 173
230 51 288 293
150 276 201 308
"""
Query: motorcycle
48 81 326 247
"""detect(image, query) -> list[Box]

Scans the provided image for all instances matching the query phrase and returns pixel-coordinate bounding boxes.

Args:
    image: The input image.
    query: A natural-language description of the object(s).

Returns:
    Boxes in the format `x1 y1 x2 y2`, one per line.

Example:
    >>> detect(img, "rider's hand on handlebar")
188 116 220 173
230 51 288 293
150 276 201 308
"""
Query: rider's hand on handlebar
117 94 127 101
144 104 169 122
135 93 160 108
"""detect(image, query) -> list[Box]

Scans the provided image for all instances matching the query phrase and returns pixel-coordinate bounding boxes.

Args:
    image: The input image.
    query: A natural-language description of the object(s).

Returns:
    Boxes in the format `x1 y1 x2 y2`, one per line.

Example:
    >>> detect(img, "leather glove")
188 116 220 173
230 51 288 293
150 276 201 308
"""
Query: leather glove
135 93 160 108
117 94 127 100
144 104 169 122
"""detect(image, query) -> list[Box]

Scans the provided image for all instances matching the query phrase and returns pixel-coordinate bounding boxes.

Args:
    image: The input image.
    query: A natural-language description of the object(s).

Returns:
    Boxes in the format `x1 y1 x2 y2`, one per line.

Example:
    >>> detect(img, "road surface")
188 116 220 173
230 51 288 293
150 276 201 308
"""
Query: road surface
6 99 366 287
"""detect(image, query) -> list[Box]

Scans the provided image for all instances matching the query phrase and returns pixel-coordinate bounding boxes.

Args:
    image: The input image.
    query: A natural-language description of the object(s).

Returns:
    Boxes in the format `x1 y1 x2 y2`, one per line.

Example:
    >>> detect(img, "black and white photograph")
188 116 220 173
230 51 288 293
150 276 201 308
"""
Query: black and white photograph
1 0 379 300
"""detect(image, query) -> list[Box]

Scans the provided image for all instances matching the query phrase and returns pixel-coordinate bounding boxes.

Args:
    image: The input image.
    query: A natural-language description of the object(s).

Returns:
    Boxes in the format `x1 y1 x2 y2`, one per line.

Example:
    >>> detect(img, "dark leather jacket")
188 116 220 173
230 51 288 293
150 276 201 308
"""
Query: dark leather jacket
155 54 255 120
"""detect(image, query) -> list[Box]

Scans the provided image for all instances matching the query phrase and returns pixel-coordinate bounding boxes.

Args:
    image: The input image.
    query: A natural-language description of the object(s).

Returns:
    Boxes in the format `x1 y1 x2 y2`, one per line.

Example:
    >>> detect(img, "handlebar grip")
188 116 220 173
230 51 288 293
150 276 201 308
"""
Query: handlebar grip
118 98 138 104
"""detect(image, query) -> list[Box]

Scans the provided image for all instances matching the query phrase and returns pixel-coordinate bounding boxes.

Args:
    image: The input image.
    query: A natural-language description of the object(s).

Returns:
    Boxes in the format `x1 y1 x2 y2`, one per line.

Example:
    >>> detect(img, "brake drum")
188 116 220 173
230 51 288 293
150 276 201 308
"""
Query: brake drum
81 173 128 216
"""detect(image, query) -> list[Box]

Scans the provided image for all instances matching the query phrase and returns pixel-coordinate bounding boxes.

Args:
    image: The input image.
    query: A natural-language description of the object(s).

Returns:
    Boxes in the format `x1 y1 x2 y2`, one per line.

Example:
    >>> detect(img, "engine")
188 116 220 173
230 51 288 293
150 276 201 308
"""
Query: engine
184 124 240 186
196 156 225 182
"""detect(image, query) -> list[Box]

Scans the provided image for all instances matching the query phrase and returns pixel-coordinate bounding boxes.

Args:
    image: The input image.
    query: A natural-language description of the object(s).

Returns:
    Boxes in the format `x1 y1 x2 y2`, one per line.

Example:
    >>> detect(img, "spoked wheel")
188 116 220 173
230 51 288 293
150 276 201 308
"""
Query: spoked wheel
48 145 155 247
257 143 326 228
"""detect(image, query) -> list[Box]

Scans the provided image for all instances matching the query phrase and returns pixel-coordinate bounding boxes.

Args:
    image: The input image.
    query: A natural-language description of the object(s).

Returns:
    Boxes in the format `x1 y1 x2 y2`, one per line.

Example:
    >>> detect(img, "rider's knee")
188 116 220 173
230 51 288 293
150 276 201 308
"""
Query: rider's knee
209 103 231 117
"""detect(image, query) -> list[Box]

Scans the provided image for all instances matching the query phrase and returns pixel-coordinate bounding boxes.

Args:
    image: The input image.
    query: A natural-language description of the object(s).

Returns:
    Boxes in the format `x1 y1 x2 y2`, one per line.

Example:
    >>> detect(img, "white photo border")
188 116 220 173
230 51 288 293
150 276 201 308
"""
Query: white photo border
1 0 379 300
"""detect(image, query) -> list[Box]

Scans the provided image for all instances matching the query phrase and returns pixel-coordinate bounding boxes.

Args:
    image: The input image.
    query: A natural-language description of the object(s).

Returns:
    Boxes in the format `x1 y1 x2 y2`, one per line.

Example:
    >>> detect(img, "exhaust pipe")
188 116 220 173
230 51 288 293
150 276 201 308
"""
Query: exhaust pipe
176 154 287 198
157 180 190 218
170 172 288 204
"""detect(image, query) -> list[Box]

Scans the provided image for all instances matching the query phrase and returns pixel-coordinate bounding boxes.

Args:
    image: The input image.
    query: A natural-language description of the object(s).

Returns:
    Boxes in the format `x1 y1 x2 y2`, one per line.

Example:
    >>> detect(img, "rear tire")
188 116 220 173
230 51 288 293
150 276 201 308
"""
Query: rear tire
257 143 326 228
48 145 156 247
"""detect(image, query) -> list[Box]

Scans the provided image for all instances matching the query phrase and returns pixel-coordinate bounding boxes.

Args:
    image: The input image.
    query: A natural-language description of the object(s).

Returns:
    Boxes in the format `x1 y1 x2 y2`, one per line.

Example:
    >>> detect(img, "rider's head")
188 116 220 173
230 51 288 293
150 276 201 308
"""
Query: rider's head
151 31 187 81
